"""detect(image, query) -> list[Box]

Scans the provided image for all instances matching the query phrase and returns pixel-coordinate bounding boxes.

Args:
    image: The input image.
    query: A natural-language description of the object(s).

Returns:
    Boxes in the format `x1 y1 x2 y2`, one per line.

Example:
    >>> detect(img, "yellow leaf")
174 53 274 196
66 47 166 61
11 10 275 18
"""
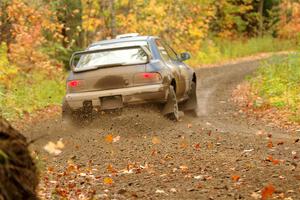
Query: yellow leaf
103 177 113 185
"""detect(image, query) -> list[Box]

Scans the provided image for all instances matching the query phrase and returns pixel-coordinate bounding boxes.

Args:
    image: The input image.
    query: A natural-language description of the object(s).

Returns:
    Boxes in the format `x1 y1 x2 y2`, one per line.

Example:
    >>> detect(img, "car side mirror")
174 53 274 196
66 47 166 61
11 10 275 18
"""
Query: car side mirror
180 52 191 61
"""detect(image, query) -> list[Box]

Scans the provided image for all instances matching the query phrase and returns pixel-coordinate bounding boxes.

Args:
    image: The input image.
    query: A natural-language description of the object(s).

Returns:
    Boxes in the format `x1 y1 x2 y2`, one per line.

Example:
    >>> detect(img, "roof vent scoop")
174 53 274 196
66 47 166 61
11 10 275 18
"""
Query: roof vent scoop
116 33 139 39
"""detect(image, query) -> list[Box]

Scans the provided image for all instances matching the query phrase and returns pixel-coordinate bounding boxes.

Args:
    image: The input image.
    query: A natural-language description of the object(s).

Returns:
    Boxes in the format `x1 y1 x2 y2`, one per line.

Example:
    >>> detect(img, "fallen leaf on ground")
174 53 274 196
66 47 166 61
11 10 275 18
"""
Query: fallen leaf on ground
43 139 64 155
207 142 214 149
79 173 86 177
180 140 188 149
66 164 77 173
194 175 204 180
107 164 118 173
113 135 120 143
231 175 240 182
261 184 275 200
272 159 280 165
267 140 273 148
207 130 212 136
179 165 188 172
152 136 161 144
277 141 284 145
266 155 274 162
255 130 265 136
47 166 55 172
103 177 113 185
170 188 177 193
251 192 261 199
155 189 168 195
151 149 158 156
265 155 280 164
242 149 254 153
56 139 64 148
105 134 113 143
194 143 201 150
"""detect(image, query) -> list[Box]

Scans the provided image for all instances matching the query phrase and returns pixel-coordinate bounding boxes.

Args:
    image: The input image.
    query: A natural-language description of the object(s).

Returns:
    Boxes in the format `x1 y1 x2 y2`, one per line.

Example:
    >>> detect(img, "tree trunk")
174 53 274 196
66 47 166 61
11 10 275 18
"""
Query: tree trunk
0 117 38 200
258 0 264 37
110 0 116 38
0 1 12 47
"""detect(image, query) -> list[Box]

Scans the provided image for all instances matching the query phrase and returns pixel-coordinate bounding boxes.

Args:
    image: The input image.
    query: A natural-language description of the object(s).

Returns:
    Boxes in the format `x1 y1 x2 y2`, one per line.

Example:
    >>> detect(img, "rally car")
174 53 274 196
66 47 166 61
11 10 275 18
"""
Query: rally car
62 33 198 121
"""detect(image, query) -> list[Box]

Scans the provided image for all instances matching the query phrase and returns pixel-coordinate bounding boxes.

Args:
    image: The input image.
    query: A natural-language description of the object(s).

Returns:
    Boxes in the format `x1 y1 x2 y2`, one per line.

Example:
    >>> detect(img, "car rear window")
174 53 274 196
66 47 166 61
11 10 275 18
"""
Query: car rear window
73 47 148 72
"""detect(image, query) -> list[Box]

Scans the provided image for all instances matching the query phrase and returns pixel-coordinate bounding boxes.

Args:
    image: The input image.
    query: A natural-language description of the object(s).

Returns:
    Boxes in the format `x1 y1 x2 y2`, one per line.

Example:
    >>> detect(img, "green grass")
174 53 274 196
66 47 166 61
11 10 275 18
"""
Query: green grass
0 71 65 120
250 53 300 122
189 36 297 66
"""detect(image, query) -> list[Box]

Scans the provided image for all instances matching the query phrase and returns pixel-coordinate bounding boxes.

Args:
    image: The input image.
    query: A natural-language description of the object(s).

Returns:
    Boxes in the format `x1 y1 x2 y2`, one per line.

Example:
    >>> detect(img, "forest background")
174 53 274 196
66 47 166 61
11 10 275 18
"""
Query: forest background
0 0 299 121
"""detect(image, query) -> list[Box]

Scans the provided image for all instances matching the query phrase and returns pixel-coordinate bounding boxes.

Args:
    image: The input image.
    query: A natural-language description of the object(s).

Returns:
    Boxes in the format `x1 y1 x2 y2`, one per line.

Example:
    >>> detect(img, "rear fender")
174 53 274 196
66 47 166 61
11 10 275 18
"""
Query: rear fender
146 60 172 85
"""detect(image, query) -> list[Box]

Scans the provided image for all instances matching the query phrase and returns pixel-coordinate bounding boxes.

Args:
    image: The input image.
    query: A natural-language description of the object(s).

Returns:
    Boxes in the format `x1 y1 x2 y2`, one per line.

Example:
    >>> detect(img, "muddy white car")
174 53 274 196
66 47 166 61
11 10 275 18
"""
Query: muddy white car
62 33 198 121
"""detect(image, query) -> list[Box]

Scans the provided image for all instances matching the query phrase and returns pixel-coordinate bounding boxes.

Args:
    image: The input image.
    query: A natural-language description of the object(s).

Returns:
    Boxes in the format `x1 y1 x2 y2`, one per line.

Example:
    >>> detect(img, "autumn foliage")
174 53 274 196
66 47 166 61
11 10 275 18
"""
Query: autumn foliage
278 0 300 39
0 0 298 72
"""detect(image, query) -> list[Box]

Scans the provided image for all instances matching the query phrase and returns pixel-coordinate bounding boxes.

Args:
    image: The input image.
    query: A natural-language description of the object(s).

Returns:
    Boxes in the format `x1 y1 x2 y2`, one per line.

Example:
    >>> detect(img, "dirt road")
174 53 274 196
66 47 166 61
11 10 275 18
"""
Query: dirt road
24 60 300 199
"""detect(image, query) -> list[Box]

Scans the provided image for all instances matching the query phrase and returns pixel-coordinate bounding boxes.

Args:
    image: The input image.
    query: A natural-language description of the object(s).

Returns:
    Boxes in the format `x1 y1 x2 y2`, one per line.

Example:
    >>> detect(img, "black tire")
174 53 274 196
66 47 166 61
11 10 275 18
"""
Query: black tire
81 106 93 122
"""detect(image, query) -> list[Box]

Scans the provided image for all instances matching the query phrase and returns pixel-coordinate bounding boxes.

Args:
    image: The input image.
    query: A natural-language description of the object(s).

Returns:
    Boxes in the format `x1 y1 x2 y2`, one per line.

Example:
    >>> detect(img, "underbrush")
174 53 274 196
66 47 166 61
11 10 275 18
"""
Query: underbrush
250 53 300 122
0 42 65 121
189 36 297 66
0 71 65 121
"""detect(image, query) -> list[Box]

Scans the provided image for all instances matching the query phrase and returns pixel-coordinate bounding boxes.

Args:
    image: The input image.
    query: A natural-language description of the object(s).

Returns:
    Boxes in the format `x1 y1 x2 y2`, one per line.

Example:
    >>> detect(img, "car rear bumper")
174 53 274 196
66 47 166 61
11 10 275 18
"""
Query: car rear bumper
65 84 168 110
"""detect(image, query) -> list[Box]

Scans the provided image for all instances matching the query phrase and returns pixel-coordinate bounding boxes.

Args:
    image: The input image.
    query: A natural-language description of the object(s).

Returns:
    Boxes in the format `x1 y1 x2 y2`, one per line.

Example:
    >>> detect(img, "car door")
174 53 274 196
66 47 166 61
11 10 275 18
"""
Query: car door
164 43 191 97
155 39 183 98
155 39 186 99
162 41 192 100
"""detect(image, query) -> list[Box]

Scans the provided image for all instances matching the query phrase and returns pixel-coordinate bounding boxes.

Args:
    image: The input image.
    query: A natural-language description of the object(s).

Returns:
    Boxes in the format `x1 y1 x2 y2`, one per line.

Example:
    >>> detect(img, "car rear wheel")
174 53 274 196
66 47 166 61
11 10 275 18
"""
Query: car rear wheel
162 86 183 121
62 99 93 126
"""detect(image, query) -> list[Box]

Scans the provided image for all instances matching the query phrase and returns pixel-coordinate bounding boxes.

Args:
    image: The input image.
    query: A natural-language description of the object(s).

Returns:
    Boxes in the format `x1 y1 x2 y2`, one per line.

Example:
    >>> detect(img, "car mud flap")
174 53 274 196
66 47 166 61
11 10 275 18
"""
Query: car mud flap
162 86 183 121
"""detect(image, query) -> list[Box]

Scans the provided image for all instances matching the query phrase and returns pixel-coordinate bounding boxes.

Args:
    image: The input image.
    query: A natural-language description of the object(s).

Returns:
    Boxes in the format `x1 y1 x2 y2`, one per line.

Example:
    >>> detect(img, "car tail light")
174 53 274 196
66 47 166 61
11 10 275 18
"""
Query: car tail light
67 80 83 88
134 72 162 84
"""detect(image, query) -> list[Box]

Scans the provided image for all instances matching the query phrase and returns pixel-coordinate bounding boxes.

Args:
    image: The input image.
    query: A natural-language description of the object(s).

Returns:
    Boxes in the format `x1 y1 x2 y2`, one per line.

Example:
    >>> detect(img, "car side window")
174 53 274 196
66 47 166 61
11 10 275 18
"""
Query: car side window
155 40 171 61
163 43 178 61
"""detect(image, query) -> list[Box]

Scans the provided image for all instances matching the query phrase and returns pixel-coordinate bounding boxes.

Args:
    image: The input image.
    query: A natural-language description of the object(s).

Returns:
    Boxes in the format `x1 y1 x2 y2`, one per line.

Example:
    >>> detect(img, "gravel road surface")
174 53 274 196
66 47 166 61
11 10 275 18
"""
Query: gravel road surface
24 60 300 199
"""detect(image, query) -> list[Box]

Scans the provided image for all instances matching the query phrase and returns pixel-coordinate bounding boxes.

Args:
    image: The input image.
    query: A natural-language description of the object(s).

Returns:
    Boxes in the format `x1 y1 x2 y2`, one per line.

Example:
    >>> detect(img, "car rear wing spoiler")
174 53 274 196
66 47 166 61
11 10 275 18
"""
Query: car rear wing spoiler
69 45 152 71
